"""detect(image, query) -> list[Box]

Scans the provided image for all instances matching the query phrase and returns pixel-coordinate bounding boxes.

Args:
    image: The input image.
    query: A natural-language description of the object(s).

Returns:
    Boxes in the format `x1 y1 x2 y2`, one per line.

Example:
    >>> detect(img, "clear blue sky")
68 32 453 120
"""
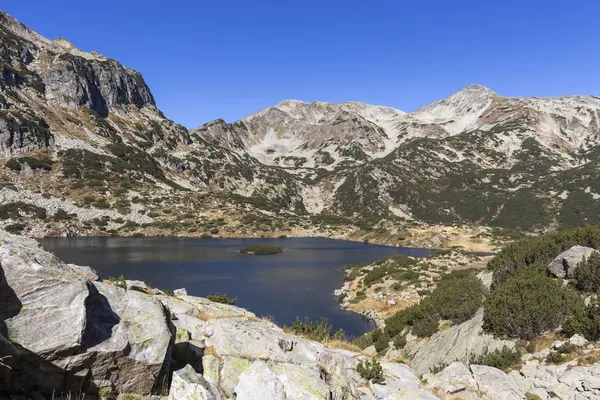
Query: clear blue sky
3 1 600 128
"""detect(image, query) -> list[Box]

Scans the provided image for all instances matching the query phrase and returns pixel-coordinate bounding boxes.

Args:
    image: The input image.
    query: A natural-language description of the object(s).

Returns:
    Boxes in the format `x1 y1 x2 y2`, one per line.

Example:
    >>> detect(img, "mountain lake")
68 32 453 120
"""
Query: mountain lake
38 236 434 338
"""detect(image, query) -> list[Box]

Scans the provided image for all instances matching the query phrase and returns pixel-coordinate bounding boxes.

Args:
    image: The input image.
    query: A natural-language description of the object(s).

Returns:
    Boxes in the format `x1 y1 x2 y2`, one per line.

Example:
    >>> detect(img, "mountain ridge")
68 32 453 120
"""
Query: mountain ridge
1 9 600 243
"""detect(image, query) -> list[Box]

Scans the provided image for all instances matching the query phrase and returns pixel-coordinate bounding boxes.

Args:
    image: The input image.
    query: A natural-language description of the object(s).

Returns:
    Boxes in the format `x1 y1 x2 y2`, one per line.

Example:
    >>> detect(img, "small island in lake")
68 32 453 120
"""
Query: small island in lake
239 244 285 255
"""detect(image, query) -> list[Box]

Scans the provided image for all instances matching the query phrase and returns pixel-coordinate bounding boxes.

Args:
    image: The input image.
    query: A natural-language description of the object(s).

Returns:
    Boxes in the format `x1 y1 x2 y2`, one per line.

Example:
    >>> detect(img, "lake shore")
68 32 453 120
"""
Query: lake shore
40 223 503 253
333 250 493 328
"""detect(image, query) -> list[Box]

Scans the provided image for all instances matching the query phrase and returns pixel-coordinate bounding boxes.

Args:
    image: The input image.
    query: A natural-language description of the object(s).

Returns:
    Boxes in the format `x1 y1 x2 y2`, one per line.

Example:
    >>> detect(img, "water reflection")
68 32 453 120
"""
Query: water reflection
39 237 434 337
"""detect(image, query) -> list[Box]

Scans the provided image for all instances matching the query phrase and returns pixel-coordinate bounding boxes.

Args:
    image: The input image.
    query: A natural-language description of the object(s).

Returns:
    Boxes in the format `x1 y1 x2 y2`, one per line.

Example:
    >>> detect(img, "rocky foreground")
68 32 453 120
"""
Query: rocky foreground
0 230 437 399
3 230 600 399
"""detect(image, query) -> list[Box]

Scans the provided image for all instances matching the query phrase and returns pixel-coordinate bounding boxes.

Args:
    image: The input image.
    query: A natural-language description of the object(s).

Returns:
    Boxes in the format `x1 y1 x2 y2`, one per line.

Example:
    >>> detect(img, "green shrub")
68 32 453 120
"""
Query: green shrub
574 252 600 293
525 393 543 400
239 245 284 255
483 265 580 340
392 334 407 349
207 292 237 305
470 346 521 370
108 275 127 289
363 267 386 286
429 270 484 324
353 332 373 349
488 225 600 287
4 223 25 234
285 317 345 342
384 269 483 338
357 359 384 384
563 291 600 340
546 351 565 364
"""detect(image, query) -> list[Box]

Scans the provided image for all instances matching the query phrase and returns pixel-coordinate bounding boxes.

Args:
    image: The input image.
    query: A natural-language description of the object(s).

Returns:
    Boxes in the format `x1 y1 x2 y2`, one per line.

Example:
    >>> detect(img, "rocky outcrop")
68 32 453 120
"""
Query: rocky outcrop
0 229 437 399
404 309 515 376
0 230 171 394
547 245 597 278
428 356 600 400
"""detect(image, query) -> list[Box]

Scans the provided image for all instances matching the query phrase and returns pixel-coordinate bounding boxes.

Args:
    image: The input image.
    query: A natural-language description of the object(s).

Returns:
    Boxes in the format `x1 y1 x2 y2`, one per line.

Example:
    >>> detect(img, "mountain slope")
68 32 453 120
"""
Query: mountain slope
2 9 600 241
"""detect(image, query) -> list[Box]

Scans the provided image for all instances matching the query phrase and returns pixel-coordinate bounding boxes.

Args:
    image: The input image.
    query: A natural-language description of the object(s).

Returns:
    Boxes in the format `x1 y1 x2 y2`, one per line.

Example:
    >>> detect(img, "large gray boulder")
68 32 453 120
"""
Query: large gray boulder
235 361 286 400
470 365 524 400
0 230 172 395
169 364 221 400
547 245 597 278
404 308 515 376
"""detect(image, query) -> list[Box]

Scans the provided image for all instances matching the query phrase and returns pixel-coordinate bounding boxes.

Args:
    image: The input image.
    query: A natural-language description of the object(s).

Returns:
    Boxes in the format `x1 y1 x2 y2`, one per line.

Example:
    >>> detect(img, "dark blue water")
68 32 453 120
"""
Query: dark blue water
38 237 434 338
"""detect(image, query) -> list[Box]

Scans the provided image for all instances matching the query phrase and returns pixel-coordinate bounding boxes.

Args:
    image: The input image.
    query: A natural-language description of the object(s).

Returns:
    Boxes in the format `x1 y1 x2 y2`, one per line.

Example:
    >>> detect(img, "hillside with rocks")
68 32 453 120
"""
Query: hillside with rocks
1 10 600 242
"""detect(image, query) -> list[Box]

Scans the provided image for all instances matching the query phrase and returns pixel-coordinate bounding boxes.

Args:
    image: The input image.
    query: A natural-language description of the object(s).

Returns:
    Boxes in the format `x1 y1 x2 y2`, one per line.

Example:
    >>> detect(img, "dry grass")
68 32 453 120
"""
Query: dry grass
323 339 362 353
203 345 220 358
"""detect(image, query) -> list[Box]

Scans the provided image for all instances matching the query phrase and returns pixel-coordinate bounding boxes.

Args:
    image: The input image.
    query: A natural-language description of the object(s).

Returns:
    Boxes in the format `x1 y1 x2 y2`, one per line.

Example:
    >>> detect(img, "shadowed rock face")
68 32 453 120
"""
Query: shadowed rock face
0 230 172 394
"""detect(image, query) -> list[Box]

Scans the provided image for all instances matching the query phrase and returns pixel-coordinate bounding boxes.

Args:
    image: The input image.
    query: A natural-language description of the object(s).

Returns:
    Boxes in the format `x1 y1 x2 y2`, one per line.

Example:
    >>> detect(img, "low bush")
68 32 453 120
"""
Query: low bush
563 290 600 341
363 267 386 286
353 332 373 349
488 225 600 287
4 223 25 234
574 252 600 293
357 359 384 384
207 292 237 305
108 275 127 289
483 265 581 340
285 317 345 342
470 346 521 370
384 269 484 338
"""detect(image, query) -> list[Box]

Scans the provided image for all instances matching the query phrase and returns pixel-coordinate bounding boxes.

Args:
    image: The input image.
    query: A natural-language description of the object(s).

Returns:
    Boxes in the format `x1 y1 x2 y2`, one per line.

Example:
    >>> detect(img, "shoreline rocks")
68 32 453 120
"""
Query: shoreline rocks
0 230 437 399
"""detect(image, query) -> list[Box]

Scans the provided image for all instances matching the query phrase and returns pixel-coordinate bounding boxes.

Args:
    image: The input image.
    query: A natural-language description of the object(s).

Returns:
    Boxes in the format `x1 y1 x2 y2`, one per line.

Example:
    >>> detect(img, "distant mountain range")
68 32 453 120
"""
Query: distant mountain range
2 9 600 238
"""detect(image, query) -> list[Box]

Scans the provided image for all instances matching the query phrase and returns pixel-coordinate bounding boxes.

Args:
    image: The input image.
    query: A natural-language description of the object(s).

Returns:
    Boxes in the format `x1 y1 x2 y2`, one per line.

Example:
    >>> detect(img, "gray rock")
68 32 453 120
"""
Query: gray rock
169 364 221 400
0 230 171 395
234 361 286 400
548 246 597 278
569 334 589 348
126 280 149 292
405 308 515 375
426 361 477 395
470 364 524 400
173 288 188 296
82 282 172 394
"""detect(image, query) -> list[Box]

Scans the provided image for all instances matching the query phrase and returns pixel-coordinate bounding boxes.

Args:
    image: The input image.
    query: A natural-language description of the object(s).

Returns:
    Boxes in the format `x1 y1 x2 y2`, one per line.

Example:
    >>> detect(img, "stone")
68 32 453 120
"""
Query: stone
470 364 525 400
533 348 551 359
405 308 515 375
125 280 149 293
173 288 188 296
569 334 589 348
0 231 172 394
169 364 221 400
548 246 597 278
235 361 286 400
426 361 477 395
78 282 172 394
553 340 566 350
526 388 550 400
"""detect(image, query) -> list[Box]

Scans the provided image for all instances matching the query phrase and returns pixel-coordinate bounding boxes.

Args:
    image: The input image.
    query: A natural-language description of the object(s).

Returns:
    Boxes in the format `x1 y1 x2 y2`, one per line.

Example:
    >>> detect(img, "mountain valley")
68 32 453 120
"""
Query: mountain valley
1 10 600 245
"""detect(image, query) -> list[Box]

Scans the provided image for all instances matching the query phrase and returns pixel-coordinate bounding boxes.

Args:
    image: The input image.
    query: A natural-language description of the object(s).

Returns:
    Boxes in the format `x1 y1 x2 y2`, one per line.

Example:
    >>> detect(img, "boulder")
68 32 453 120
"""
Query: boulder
0 230 172 395
173 288 188 296
548 246 597 278
235 361 286 400
169 364 221 400
405 308 515 375
568 334 589 348
470 364 524 400
80 282 172 393
426 361 477 396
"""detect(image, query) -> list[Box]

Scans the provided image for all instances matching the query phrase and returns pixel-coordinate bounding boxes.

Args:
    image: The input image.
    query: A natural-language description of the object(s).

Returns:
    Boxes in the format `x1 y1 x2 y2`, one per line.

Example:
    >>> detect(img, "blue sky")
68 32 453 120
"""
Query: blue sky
4 1 600 128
